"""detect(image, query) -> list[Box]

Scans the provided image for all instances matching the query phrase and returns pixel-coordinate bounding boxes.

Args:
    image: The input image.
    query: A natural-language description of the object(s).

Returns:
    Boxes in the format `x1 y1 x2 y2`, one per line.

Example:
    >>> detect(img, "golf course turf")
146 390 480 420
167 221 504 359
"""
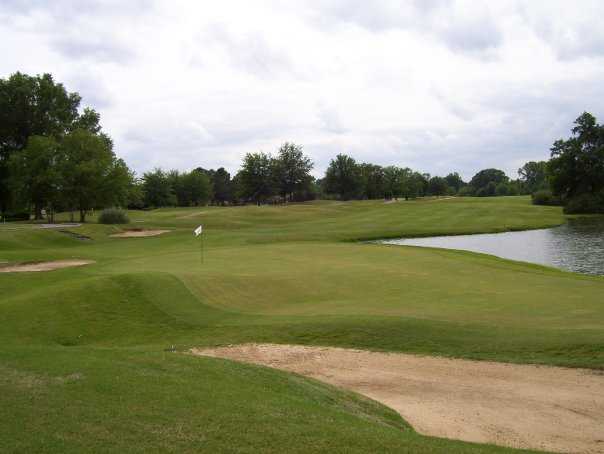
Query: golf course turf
1 196 602 453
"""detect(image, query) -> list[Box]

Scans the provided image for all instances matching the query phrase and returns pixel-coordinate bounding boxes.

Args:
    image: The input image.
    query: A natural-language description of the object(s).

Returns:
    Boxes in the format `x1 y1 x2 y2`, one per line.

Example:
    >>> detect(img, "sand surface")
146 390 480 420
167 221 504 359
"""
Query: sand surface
176 211 208 219
192 344 604 453
0 259 94 272
109 229 170 238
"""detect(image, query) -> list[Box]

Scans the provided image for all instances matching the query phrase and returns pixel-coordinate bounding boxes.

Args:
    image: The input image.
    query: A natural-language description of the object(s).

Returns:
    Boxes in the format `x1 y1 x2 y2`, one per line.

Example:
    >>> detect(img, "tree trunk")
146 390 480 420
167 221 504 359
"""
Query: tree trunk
79 209 86 223
34 201 43 220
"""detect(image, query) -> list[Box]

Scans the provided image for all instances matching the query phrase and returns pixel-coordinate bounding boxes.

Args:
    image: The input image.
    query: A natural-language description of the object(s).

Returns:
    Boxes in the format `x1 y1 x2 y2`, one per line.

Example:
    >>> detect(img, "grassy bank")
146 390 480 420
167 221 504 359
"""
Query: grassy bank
1 196 599 452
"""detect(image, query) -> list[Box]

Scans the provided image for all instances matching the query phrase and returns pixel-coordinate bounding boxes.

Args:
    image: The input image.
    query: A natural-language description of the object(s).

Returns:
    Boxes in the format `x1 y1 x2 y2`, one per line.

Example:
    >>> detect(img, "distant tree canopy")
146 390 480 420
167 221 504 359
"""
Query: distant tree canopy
324 154 363 200
518 161 548 194
445 172 464 192
10 74 602 218
469 168 508 197
234 144 315 204
273 142 314 201
208 167 232 205
323 157 455 201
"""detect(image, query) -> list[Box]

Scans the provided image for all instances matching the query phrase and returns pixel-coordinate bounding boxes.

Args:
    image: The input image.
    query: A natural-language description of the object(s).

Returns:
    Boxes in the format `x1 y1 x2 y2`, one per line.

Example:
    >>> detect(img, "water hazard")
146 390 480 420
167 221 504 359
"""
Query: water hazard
383 217 604 276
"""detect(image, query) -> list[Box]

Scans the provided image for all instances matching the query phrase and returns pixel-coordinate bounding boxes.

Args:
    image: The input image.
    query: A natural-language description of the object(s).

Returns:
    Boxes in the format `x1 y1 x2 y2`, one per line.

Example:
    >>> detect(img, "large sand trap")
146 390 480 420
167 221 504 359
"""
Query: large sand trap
192 344 604 453
0 259 94 273
109 229 170 238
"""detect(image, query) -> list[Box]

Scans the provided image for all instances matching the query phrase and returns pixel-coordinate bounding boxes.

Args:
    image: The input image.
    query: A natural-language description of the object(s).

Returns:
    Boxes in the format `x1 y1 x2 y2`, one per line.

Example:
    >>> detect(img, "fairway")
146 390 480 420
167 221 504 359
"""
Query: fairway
1 197 603 453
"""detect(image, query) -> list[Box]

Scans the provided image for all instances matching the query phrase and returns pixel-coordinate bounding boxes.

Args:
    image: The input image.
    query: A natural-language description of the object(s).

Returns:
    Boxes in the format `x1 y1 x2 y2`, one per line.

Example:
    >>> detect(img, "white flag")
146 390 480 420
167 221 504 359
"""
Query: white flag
194 225 203 236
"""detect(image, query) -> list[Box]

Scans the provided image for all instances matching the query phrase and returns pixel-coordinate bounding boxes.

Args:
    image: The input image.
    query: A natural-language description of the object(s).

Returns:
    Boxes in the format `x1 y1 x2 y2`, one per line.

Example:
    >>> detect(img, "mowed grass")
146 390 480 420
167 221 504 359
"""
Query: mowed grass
0 196 600 453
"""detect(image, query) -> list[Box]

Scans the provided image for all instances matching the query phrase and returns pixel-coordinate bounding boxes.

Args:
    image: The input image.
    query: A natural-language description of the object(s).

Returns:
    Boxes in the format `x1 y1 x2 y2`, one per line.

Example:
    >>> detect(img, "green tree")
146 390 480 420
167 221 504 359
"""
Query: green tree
383 166 403 199
58 129 131 222
518 161 548 194
210 167 232 205
428 176 448 196
183 170 212 206
273 142 314 202
470 169 508 196
238 152 275 203
126 177 145 209
444 172 465 193
408 171 427 199
8 136 61 220
359 163 385 199
324 154 362 200
142 168 175 207
495 182 509 196
0 72 83 212
548 112 604 201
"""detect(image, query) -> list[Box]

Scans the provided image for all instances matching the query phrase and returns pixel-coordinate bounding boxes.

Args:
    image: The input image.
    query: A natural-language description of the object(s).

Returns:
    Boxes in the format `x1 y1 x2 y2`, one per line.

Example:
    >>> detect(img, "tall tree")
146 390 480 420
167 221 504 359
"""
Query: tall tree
211 167 232 205
273 142 314 202
142 168 175 207
359 163 385 199
0 73 83 212
238 152 275 203
548 112 604 200
428 176 448 196
470 168 508 196
8 136 61 220
58 129 131 222
324 154 362 200
518 161 548 194
383 166 403 199
445 172 465 193
183 169 212 206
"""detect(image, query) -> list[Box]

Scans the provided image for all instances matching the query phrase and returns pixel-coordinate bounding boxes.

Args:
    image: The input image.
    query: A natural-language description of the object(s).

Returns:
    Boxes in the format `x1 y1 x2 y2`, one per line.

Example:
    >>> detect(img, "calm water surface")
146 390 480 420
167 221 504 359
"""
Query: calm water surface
383 217 604 276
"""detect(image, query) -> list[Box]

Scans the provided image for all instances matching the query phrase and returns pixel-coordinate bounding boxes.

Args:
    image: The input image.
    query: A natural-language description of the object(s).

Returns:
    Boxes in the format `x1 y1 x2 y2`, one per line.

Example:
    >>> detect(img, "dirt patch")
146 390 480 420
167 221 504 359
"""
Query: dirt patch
109 229 170 238
176 211 208 219
40 223 82 229
192 344 604 453
58 230 91 241
0 260 94 273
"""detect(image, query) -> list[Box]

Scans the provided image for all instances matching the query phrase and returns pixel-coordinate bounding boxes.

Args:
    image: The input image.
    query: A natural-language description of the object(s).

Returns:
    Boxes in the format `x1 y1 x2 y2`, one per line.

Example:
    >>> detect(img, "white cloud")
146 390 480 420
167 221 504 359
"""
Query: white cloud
1 0 604 181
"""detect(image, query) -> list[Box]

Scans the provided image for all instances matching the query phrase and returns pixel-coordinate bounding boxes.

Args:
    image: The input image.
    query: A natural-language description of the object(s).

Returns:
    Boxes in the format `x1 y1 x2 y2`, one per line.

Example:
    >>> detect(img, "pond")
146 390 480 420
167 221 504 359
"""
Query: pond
382 217 604 276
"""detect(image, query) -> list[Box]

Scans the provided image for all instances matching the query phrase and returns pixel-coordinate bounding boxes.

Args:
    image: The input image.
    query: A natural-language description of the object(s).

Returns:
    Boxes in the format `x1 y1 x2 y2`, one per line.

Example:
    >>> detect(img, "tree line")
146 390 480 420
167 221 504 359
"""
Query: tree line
1 72 602 221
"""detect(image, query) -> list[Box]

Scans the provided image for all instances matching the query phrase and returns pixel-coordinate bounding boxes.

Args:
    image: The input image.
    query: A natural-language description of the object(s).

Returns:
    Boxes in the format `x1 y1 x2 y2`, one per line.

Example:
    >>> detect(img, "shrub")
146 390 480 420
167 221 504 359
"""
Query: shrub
457 186 474 196
531 190 560 206
98 208 130 224
563 191 604 214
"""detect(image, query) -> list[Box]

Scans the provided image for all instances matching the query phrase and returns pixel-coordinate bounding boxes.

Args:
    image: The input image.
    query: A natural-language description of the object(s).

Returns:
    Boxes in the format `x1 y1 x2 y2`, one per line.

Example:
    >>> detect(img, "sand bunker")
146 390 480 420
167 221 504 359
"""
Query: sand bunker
109 229 170 238
0 259 94 273
192 344 604 453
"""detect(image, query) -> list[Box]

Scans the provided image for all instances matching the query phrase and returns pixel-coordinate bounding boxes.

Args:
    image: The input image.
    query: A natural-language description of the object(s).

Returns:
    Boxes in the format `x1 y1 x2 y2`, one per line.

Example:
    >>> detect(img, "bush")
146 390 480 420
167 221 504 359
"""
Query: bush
563 191 604 214
457 186 474 196
98 208 130 224
531 190 560 206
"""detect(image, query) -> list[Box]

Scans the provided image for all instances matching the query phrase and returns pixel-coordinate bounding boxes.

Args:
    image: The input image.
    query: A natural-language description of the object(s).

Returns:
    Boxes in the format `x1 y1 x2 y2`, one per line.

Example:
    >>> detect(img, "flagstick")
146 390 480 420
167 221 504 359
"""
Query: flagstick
200 230 204 264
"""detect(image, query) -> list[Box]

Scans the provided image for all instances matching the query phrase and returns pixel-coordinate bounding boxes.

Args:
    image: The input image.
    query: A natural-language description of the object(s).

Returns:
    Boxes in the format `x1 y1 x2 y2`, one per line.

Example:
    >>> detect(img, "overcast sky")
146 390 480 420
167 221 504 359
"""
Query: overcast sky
2 1 604 180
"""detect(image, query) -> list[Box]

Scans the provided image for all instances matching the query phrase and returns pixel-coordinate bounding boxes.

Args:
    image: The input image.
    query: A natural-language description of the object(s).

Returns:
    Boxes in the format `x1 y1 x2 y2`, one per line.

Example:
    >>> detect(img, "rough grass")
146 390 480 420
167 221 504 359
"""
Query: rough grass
0 196 597 453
